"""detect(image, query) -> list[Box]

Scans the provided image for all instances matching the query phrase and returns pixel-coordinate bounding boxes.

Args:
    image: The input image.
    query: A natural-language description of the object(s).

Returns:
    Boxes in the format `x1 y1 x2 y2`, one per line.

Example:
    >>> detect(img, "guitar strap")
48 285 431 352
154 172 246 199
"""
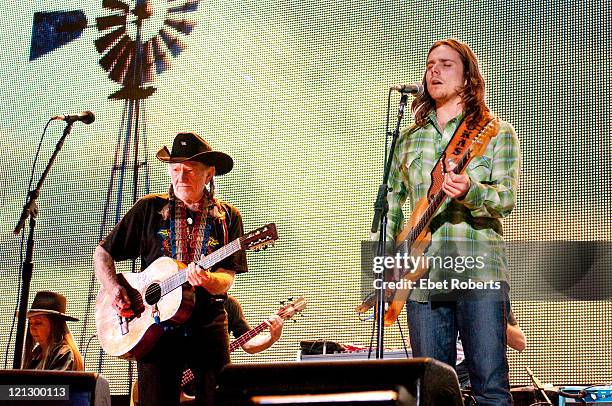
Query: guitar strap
426 113 495 202
170 202 212 263
219 205 229 246
162 212 213 333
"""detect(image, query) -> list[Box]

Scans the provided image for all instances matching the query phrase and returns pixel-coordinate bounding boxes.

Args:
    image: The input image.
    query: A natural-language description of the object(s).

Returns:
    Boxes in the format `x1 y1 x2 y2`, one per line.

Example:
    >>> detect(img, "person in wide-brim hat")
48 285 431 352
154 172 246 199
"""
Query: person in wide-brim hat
156 132 233 175
23 291 83 371
26 291 78 322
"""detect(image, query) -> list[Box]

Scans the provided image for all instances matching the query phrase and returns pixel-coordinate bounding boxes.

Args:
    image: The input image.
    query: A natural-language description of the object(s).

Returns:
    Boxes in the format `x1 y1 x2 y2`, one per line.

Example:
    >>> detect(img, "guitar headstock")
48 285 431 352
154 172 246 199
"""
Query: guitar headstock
240 223 278 251
276 297 307 320
471 117 500 157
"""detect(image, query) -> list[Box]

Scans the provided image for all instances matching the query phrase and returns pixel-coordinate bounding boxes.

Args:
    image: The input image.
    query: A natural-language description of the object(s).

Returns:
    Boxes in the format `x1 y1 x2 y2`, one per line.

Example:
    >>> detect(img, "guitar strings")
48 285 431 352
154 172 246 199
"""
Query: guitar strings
143 239 243 303
408 145 472 245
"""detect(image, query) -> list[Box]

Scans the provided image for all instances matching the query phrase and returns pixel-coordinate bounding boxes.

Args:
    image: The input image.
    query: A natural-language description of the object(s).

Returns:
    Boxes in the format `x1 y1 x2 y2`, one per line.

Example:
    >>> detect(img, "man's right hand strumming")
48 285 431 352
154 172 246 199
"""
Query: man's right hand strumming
110 284 134 318
94 245 134 318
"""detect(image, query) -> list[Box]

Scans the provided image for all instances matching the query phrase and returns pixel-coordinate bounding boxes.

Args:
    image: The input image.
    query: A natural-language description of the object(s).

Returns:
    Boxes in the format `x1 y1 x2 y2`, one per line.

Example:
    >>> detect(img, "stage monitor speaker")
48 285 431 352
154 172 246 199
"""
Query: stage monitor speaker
216 358 462 406
0 369 110 406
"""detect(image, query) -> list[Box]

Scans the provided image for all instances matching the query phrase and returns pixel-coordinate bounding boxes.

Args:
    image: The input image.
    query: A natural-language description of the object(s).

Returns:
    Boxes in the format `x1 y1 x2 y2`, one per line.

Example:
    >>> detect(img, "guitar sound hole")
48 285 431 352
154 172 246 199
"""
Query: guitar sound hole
144 283 162 305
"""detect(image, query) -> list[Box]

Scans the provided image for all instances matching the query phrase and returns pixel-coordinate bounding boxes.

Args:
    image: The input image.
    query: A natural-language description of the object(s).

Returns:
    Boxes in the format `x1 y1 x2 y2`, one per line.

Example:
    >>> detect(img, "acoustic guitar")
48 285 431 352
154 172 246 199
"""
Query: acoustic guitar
96 223 278 360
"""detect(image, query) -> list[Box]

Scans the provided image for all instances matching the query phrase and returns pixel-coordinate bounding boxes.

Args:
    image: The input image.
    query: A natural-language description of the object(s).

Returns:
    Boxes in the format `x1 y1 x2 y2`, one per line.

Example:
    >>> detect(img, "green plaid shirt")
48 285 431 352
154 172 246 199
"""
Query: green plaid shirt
386 110 521 301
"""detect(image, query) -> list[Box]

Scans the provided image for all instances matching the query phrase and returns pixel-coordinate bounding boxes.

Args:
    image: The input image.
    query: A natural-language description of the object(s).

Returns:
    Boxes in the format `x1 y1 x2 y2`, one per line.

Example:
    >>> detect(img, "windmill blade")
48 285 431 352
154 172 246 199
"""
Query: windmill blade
96 14 126 31
102 0 129 12
163 18 196 35
95 26 125 54
30 10 87 61
108 40 134 83
159 29 186 57
152 36 171 74
168 0 200 14
99 35 130 71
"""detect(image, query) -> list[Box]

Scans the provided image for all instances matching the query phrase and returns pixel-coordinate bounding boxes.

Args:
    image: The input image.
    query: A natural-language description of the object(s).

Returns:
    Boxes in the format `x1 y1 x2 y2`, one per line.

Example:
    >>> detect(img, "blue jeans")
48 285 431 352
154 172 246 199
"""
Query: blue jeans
406 286 512 406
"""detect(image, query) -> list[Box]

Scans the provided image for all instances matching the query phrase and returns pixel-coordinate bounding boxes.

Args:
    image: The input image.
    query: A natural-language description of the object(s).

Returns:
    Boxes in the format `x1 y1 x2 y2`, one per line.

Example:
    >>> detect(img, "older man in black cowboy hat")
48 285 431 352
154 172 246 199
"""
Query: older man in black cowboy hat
94 132 247 406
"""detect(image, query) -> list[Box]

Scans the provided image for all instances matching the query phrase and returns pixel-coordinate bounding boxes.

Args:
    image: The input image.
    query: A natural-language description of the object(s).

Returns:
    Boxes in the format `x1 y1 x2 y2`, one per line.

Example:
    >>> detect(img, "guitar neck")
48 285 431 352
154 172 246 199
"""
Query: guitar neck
182 298 304 389
229 321 269 352
406 150 472 246
196 239 241 270
229 302 301 352
180 320 269 388
159 238 241 297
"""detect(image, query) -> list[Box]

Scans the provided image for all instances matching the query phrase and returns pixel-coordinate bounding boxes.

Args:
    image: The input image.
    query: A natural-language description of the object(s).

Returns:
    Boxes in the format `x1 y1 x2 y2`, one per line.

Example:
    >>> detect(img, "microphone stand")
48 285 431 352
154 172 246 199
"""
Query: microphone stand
370 92 409 359
12 121 75 368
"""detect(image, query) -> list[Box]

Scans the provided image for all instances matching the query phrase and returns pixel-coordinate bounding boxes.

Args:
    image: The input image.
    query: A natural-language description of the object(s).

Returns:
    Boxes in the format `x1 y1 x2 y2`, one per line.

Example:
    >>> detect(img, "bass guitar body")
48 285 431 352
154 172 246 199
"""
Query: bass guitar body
383 197 431 326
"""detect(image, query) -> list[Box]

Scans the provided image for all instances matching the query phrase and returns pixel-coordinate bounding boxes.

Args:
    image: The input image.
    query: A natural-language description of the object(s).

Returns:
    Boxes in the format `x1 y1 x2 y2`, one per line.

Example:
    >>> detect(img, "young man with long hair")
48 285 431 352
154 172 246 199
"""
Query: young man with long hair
386 39 520 405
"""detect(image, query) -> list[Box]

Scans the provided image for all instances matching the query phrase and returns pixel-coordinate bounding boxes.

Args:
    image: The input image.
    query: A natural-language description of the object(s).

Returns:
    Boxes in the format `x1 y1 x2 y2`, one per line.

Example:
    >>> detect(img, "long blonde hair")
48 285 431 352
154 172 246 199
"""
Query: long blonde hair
22 315 84 371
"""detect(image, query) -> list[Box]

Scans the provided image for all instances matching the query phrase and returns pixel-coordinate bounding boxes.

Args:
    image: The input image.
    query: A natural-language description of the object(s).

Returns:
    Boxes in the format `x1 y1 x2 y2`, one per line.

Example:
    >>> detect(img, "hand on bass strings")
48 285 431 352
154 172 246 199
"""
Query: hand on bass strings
443 161 471 199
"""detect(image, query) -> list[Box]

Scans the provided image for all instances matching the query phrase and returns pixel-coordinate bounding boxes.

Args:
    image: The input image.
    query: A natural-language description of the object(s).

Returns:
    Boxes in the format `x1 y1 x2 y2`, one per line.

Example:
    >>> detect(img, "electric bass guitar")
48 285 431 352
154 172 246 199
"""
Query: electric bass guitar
95 223 278 360
179 297 307 401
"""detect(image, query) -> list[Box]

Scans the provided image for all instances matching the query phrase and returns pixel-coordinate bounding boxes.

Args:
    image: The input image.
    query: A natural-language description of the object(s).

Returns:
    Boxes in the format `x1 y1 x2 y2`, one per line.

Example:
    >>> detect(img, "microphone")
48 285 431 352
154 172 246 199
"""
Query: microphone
390 83 424 95
51 111 95 124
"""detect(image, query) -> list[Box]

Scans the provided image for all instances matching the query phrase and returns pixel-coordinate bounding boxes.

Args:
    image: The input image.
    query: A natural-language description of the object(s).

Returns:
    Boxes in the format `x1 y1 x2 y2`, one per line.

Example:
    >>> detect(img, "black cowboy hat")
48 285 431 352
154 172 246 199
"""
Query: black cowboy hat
26 291 78 322
156 132 233 175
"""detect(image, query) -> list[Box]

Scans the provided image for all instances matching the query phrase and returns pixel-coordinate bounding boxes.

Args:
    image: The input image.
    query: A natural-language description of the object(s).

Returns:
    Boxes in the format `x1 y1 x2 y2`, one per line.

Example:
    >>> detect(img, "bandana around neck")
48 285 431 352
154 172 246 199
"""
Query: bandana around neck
168 187 213 263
